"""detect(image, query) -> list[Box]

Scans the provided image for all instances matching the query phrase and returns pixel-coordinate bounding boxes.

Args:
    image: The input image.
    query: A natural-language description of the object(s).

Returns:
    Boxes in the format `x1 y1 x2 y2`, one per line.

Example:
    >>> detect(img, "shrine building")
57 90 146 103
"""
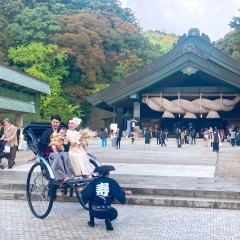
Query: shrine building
87 28 240 136
0 63 50 126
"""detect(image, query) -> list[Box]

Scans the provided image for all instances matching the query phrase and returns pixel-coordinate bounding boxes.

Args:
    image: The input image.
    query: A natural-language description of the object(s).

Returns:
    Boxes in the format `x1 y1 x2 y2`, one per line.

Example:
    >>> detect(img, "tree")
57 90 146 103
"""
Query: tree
228 10 240 60
216 10 240 60
8 42 82 121
0 15 9 63
230 10 240 30
88 0 139 27
0 0 25 20
7 6 61 47
52 10 111 87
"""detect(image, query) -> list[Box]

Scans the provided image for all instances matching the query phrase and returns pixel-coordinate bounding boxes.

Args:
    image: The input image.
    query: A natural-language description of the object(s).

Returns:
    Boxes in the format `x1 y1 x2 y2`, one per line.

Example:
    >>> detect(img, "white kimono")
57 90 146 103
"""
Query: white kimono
66 129 93 176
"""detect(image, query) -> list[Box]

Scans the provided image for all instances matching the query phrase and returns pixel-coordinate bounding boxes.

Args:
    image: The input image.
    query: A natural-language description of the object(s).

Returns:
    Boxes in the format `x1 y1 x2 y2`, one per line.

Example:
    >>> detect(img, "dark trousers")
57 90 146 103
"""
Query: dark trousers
7 145 17 167
177 138 181 148
231 138 235 146
90 207 118 222
212 142 219 152
156 137 161 145
161 139 166 146
131 138 134 144
116 138 121 149
49 152 75 180
191 137 196 144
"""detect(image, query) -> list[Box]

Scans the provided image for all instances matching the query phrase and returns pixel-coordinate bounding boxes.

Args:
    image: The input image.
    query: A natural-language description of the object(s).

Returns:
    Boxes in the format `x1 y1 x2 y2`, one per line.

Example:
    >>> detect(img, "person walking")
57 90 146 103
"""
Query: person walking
156 128 161 145
115 128 122 149
100 127 108 148
0 118 18 168
229 129 236 147
203 128 209 147
191 128 196 145
174 128 179 144
0 119 4 139
220 129 225 143
130 130 135 144
184 129 189 145
209 127 213 147
176 129 182 148
235 128 240 147
161 130 167 147
110 130 116 148
212 127 221 152
15 125 20 150
181 130 185 145
144 127 151 150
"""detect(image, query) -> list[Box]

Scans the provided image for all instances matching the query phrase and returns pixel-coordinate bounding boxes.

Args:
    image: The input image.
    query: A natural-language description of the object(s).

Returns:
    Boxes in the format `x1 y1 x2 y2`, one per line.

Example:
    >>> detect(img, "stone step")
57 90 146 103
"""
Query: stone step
123 185 240 199
1 189 240 210
126 194 240 210
1 182 239 200
0 188 79 202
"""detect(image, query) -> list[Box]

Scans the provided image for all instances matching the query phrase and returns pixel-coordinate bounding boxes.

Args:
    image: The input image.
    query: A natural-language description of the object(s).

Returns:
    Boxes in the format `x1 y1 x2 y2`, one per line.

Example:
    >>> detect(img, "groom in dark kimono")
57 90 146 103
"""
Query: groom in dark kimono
40 114 75 181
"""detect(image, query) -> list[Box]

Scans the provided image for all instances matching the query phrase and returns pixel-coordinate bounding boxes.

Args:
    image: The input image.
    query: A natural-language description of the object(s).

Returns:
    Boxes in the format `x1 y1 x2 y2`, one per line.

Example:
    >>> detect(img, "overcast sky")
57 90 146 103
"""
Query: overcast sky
121 0 240 41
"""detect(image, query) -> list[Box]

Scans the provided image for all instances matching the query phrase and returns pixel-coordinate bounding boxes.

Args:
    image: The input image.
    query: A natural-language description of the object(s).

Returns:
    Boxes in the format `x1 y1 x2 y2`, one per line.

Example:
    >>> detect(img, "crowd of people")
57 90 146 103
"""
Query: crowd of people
99 126 122 149
172 126 240 152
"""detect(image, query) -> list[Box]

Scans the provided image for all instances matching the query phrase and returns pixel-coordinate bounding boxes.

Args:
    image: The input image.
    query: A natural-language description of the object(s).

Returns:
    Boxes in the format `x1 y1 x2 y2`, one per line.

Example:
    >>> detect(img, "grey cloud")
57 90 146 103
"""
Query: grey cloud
121 0 240 40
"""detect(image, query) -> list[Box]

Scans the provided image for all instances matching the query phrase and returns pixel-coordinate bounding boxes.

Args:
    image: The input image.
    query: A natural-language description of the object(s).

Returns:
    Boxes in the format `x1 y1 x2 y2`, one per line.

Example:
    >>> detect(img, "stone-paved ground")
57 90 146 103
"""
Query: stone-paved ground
217 142 240 178
3 138 240 178
1 200 240 240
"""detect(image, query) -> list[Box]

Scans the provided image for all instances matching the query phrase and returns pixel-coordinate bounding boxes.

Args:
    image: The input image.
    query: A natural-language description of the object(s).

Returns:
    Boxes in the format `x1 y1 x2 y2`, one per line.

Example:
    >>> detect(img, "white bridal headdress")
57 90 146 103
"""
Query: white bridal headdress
72 117 81 128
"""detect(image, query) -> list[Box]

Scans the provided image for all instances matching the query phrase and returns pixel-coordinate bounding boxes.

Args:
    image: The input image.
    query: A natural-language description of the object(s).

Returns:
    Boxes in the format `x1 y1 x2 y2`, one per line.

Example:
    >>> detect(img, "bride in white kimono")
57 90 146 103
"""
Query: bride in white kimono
67 118 93 178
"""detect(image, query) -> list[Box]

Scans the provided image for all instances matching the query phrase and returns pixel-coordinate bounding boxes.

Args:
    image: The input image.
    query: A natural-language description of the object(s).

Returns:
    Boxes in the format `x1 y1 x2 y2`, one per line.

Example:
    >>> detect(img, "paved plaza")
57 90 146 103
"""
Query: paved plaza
5 137 240 178
1 200 240 240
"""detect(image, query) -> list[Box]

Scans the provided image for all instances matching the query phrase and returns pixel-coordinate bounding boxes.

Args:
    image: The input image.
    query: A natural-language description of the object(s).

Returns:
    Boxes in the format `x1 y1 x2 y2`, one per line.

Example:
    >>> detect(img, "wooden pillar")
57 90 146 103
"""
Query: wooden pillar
133 101 141 137
116 108 124 131
16 113 23 127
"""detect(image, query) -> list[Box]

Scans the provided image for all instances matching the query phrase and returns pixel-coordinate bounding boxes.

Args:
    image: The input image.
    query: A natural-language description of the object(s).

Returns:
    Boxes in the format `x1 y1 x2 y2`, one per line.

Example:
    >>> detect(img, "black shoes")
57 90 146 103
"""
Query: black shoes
8 161 15 169
88 218 113 230
105 219 113 231
88 221 95 228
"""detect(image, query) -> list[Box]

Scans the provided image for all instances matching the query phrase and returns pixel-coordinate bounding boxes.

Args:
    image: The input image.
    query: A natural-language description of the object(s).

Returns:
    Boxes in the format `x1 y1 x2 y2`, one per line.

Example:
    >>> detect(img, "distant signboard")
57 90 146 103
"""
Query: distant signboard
110 123 118 132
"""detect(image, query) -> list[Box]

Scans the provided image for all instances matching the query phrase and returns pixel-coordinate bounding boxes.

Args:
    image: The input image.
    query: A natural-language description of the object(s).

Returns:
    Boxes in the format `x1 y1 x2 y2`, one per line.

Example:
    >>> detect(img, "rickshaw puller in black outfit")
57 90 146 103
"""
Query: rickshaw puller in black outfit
80 165 132 231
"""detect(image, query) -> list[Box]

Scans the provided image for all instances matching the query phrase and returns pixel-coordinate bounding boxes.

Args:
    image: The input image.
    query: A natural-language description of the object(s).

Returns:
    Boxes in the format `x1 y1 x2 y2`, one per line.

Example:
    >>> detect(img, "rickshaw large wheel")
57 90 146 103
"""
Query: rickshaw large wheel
75 183 89 210
76 159 99 210
26 162 54 219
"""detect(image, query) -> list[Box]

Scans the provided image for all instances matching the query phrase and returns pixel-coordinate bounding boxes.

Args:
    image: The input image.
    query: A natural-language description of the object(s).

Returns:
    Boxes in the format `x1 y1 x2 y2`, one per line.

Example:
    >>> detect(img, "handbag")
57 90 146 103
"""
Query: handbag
4 145 10 153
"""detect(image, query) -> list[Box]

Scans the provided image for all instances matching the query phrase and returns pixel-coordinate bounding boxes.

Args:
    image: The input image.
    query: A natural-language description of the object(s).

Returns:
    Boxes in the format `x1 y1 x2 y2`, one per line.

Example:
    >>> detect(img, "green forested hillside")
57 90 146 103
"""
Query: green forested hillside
0 0 178 122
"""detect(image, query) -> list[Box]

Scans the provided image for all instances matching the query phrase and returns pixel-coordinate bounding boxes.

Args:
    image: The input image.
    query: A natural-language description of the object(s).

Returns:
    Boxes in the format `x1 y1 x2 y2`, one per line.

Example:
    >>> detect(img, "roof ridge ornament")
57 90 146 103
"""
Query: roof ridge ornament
181 65 198 75
173 43 208 60
175 28 212 46
188 28 200 37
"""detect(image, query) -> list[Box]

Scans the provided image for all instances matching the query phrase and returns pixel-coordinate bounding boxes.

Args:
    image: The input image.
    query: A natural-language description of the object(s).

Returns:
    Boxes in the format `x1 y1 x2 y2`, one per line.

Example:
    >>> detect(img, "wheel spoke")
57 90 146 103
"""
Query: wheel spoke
26 162 53 219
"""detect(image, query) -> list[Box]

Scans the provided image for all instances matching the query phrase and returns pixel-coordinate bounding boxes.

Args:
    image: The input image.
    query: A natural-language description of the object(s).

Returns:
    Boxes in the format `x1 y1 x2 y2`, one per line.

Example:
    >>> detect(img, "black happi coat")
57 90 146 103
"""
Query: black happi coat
81 177 126 207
